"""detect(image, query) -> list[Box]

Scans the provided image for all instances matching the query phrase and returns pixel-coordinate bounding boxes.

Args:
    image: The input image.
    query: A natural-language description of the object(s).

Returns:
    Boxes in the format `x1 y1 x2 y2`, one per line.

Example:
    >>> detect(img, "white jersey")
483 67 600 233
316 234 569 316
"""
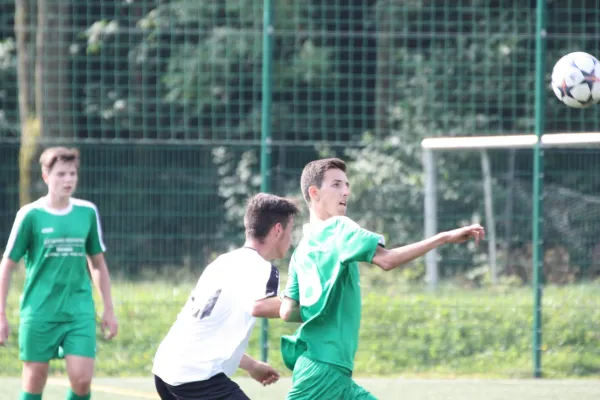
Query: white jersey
152 247 279 385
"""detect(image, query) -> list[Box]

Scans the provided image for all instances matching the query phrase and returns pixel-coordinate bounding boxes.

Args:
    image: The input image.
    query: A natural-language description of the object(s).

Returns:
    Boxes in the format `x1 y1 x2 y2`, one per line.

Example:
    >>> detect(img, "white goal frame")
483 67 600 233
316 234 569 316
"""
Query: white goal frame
421 132 600 289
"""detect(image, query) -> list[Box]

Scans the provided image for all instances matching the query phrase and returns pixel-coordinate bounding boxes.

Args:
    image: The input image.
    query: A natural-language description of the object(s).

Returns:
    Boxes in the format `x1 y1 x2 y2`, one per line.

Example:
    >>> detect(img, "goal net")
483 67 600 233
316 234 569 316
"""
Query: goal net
421 133 600 288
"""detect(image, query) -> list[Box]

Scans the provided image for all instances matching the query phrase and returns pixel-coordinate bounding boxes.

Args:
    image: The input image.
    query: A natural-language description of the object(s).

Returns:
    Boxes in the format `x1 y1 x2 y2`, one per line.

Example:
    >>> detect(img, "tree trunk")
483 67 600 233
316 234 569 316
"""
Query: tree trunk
36 0 74 138
15 0 39 206
16 0 74 206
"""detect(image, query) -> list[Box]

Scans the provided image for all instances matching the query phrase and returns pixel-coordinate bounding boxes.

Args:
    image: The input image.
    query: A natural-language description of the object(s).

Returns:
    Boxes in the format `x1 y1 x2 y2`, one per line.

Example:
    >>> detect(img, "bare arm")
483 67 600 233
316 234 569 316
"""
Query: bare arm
0 257 18 345
371 224 485 272
88 253 118 339
239 353 280 386
251 296 282 318
88 253 115 313
0 257 17 317
280 296 303 323
239 353 258 371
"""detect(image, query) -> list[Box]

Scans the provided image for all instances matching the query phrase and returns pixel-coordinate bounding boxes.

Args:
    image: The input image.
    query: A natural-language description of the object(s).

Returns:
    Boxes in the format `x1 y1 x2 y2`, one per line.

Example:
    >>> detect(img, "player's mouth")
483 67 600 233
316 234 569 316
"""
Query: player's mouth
339 201 347 207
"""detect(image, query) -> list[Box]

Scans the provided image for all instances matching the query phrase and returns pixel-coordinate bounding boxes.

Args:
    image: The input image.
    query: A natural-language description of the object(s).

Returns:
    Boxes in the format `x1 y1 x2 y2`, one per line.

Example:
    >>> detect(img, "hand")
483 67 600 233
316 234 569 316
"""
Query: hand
247 361 280 387
101 310 119 340
0 314 9 346
445 224 485 245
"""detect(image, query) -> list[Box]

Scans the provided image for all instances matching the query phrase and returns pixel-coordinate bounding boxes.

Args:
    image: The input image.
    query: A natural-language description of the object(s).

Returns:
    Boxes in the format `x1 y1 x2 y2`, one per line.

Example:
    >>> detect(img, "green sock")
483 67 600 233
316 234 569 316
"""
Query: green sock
20 392 42 400
66 389 91 400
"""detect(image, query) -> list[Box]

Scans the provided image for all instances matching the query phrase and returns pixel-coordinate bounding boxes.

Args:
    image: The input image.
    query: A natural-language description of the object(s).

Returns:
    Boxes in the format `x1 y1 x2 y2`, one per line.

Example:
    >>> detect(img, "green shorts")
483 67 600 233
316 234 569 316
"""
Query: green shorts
19 319 97 362
286 355 377 400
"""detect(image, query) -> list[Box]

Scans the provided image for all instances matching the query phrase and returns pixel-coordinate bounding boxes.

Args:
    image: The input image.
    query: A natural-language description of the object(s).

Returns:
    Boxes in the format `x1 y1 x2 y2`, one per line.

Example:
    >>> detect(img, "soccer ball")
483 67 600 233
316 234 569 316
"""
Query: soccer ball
551 51 600 108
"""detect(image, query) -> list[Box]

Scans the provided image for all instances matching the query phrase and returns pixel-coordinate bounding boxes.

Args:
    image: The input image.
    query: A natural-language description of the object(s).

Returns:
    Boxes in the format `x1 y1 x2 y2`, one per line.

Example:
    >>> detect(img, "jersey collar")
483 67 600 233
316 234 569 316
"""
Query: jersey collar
40 196 73 216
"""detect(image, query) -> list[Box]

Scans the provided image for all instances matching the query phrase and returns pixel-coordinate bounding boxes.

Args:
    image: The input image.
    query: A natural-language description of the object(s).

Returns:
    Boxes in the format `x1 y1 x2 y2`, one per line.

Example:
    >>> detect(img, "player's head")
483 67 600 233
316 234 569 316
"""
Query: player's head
39 147 80 198
300 157 349 217
244 193 300 260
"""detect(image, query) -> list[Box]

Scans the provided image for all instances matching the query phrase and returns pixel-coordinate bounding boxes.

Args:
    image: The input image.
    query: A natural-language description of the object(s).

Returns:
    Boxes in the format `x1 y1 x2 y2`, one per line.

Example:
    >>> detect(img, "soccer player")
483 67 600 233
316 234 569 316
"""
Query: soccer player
152 192 300 400
0 147 118 400
280 158 485 400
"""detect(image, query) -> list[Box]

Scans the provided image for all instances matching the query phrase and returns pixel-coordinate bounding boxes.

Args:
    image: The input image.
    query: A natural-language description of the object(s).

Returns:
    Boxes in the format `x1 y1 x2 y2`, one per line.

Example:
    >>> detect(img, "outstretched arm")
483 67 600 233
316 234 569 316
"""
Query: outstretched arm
88 253 118 339
371 224 485 271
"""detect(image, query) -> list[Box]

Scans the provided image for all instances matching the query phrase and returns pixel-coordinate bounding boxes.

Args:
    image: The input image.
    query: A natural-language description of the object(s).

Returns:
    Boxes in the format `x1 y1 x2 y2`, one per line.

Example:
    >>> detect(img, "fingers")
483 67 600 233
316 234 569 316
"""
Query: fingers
261 373 279 386
0 328 10 347
102 320 118 340
107 324 118 340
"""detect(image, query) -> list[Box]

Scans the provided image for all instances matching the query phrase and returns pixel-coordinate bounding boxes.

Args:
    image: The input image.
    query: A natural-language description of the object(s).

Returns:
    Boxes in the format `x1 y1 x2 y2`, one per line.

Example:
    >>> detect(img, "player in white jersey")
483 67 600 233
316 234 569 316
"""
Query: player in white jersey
152 192 300 400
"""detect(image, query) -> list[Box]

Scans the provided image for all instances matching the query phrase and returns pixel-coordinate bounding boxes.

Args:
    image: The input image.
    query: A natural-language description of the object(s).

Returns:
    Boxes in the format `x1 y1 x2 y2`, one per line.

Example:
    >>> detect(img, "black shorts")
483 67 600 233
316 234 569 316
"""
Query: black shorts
154 374 251 400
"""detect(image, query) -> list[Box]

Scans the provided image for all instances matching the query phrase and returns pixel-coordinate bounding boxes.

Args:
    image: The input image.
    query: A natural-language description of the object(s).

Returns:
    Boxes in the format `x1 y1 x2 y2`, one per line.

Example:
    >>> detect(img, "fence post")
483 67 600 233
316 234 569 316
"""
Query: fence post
423 148 438 290
532 0 547 379
259 0 274 363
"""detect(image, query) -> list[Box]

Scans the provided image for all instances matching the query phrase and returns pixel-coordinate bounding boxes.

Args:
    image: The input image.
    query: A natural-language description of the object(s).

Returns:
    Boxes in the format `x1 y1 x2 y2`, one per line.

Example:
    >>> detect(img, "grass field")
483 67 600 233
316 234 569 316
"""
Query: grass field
1 271 599 378
2 377 600 400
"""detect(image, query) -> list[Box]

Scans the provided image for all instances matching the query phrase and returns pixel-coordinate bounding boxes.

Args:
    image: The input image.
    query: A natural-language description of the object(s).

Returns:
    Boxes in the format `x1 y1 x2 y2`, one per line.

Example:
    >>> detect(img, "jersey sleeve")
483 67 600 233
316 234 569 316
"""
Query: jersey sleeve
3 208 33 262
251 264 280 301
283 262 300 301
335 216 384 264
86 205 107 255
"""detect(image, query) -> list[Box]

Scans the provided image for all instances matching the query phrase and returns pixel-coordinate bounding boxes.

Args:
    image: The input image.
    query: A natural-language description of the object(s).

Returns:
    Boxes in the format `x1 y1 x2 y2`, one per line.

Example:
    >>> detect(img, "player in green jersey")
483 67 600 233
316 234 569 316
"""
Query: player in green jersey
280 158 485 400
0 147 118 400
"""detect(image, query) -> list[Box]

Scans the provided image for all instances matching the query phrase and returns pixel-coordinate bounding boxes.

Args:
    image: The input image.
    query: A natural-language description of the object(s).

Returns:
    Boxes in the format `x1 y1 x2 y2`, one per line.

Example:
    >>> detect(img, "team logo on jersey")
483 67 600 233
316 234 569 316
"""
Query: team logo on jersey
41 227 54 234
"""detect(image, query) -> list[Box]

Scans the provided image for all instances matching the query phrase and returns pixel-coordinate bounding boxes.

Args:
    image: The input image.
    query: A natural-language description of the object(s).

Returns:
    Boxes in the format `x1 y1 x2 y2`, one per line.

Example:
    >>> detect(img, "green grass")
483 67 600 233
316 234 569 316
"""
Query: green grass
1 269 599 378
1 377 600 400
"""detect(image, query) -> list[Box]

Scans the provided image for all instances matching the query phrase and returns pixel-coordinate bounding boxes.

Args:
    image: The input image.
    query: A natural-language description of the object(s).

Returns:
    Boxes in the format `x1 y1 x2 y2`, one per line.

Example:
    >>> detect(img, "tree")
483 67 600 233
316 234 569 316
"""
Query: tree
15 0 74 205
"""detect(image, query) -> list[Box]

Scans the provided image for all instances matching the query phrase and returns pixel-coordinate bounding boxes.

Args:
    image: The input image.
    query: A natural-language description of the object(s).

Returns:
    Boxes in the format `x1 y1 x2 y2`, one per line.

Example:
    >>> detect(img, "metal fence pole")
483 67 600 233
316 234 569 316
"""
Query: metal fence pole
423 148 438 290
532 0 547 379
259 0 274 363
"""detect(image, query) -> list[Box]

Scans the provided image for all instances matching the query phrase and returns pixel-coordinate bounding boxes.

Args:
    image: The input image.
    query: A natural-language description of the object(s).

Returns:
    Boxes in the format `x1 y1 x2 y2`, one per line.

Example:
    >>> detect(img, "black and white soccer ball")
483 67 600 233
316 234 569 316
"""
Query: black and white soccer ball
551 51 600 108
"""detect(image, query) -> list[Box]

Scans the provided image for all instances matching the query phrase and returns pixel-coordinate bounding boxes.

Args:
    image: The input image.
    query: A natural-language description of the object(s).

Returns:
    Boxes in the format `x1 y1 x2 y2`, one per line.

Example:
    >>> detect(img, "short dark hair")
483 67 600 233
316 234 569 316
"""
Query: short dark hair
300 158 347 203
244 193 299 241
39 147 80 174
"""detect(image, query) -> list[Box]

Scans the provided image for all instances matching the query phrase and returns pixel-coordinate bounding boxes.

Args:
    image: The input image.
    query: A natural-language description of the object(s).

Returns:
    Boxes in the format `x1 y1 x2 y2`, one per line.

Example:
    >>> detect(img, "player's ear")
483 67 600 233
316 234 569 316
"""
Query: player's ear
42 171 49 184
308 185 319 202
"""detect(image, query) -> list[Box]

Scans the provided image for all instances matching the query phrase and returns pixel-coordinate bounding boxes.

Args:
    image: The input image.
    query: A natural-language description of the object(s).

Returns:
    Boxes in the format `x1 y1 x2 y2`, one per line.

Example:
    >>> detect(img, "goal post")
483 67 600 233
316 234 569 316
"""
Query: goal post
421 132 600 289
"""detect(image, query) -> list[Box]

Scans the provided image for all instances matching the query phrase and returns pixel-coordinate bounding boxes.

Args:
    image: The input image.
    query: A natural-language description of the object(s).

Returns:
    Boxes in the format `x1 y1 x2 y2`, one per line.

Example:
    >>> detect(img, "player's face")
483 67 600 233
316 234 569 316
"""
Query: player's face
276 216 295 258
314 168 350 217
44 161 78 198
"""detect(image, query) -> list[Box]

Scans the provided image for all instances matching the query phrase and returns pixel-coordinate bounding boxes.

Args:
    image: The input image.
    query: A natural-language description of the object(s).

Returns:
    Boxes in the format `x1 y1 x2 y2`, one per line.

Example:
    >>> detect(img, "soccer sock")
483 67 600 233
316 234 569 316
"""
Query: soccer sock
65 389 91 400
19 392 42 400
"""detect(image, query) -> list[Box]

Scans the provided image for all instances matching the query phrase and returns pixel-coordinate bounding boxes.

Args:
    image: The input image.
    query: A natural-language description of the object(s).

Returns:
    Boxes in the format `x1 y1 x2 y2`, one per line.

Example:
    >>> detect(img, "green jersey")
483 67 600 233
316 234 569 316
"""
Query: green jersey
4 197 106 323
281 216 383 372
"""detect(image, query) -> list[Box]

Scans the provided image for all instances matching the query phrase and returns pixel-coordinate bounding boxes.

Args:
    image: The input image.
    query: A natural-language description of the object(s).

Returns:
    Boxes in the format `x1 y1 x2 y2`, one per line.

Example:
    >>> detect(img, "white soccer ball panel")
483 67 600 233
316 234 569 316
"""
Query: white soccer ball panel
551 83 563 100
562 96 584 108
564 67 585 86
591 82 600 102
573 56 596 74
567 51 599 63
570 83 591 102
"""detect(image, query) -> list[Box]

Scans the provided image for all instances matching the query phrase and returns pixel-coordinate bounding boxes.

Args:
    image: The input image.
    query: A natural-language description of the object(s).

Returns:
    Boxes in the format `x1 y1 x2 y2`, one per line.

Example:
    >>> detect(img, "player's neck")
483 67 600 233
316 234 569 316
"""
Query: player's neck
243 240 274 261
309 208 333 224
46 193 71 210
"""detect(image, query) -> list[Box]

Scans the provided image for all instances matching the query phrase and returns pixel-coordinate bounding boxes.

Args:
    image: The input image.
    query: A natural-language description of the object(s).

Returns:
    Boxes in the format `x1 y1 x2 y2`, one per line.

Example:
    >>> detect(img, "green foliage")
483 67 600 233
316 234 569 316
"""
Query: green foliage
1 0 600 279
0 37 17 137
1 277 598 378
